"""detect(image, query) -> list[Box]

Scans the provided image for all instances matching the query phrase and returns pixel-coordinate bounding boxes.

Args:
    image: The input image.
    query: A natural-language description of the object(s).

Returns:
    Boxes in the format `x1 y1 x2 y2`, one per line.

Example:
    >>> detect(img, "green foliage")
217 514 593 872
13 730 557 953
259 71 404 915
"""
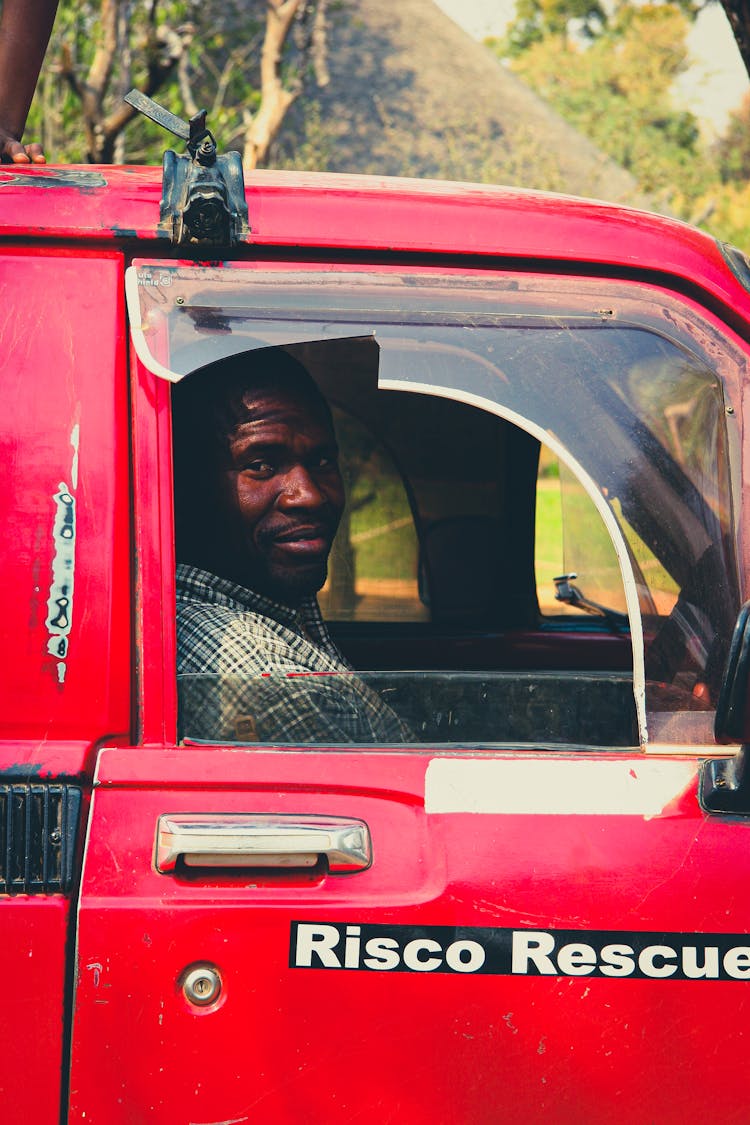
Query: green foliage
26 4 97 162
491 0 750 249
500 0 701 56
495 3 717 209
26 1 267 164
502 0 607 56
680 179 750 249
714 91 750 184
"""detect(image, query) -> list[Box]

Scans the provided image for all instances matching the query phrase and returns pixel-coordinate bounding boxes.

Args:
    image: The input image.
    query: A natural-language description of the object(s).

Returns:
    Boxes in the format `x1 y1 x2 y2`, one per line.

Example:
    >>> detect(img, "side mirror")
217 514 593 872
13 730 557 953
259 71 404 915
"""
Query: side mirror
701 601 750 812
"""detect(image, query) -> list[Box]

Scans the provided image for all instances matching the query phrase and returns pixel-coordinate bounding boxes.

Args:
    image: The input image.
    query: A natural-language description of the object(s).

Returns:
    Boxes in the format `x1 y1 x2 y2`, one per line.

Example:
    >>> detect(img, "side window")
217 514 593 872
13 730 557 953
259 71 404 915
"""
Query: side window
128 262 742 751
611 500 679 618
535 450 627 620
171 366 638 750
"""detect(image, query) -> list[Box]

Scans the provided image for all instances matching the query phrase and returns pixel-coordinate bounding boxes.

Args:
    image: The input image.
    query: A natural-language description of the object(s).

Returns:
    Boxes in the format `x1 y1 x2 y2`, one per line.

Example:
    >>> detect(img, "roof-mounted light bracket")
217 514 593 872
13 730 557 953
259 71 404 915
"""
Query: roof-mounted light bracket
124 89 249 247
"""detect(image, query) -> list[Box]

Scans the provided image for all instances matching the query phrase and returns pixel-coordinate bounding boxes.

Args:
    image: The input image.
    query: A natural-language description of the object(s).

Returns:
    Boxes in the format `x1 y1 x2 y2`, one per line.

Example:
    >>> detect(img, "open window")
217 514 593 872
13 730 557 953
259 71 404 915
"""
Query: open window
127 262 742 751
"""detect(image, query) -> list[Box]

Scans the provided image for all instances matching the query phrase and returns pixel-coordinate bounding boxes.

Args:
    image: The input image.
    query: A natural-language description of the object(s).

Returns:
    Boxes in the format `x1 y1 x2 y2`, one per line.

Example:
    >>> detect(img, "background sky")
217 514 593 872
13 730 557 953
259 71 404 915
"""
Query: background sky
435 0 749 137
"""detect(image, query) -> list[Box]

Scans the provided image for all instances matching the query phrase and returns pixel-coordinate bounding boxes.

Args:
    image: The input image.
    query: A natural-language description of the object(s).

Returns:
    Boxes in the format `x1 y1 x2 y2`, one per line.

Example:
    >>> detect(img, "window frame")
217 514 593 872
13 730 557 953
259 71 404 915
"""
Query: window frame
127 260 746 755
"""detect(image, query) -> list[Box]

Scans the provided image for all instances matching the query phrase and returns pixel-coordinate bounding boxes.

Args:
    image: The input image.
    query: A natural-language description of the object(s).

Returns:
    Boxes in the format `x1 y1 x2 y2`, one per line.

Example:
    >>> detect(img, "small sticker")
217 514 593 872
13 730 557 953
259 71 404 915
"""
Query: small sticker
45 481 75 679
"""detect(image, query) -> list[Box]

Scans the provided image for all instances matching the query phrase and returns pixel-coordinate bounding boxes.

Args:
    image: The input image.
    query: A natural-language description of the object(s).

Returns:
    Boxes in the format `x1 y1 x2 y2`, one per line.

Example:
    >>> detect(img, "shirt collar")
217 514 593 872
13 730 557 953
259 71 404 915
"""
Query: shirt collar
176 563 325 636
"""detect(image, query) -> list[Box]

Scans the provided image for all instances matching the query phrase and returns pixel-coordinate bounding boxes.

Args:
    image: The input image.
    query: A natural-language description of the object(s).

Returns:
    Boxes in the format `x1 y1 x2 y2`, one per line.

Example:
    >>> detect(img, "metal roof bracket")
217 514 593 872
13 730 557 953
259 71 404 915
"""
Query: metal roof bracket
124 89 249 247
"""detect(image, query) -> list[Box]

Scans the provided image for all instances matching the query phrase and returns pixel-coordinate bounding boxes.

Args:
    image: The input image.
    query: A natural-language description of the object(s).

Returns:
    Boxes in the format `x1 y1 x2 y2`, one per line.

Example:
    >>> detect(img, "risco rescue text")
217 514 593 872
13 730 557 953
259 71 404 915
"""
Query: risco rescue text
290 922 750 980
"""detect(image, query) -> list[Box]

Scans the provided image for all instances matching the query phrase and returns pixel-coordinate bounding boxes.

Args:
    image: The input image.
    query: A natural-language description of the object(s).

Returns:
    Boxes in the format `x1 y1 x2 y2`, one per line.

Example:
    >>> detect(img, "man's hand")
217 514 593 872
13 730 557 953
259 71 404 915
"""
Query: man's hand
0 129 46 164
0 1 59 165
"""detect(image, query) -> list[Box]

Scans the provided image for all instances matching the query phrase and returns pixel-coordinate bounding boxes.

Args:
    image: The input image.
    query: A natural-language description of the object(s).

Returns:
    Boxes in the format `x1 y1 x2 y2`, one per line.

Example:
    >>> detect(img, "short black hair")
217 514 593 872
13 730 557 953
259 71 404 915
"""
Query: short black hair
172 346 332 433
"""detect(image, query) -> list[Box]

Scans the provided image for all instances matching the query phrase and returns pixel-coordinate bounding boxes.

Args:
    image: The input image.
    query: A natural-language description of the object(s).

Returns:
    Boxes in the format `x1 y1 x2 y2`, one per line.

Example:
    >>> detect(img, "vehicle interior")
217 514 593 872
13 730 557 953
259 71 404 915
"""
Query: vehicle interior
304 338 638 747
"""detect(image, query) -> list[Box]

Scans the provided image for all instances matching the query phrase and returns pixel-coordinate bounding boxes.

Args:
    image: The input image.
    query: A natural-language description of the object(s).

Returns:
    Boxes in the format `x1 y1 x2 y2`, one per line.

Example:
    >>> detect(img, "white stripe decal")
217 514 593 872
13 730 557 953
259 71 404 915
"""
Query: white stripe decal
424 758 698 816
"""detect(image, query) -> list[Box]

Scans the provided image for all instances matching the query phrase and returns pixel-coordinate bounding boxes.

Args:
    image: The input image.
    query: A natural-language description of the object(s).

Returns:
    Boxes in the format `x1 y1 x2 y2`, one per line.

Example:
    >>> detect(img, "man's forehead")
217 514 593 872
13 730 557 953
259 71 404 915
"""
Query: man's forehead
221 385 332 436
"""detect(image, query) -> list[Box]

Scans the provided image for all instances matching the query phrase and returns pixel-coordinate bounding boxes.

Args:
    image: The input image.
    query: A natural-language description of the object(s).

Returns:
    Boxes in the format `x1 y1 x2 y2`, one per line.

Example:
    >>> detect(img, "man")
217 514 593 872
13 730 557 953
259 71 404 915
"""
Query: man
173 348 411 744
0 0 59 164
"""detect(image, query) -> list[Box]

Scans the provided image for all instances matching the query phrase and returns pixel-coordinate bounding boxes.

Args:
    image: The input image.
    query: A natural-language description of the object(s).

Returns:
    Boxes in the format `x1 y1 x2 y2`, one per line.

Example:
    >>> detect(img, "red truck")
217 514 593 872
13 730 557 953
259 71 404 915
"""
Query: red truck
5 113 750 1122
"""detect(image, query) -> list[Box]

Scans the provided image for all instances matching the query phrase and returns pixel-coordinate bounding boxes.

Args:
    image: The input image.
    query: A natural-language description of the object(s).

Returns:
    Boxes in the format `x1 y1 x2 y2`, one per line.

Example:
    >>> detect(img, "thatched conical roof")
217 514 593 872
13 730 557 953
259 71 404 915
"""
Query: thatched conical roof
276 0 645 204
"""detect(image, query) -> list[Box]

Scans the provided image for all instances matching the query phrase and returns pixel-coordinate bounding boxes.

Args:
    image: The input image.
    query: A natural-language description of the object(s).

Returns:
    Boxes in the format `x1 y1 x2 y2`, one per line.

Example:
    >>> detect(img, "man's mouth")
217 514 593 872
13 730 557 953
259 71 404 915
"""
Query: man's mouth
268 525 332 556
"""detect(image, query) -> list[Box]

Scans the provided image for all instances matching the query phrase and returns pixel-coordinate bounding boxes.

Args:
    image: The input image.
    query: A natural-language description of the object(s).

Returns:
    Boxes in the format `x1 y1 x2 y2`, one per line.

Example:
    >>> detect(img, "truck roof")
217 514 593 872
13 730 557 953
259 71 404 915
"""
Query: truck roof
1 164 747 329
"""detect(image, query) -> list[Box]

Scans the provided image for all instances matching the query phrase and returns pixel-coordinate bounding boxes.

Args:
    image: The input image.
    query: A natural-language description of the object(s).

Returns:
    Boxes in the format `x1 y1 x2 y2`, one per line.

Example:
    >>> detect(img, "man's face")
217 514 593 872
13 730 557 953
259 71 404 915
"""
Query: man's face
217 387 345 604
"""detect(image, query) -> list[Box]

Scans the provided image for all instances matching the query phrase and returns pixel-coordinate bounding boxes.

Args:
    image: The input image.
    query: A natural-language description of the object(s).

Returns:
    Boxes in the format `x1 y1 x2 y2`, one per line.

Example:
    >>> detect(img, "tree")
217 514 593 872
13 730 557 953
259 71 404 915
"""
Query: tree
502 0 608 56
715 90 750 182
717 0 750 80
243 0 330 168
27 0 331 166
494 2 714 205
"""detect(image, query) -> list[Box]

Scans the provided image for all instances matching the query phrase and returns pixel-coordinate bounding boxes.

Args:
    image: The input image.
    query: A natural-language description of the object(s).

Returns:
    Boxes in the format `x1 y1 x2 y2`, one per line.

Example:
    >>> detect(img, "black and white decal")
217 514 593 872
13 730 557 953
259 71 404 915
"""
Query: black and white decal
290 922 750 980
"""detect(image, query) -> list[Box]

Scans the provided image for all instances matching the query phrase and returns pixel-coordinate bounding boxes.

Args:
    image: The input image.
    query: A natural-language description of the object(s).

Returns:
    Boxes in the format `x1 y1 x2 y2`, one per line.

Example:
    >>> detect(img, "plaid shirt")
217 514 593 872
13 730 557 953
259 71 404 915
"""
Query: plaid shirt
176 564 411 744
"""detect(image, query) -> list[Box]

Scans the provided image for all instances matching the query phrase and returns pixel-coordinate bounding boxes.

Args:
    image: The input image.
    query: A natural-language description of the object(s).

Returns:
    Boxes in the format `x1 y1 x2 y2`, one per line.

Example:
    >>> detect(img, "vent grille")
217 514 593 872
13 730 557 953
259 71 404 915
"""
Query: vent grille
0 784 82 895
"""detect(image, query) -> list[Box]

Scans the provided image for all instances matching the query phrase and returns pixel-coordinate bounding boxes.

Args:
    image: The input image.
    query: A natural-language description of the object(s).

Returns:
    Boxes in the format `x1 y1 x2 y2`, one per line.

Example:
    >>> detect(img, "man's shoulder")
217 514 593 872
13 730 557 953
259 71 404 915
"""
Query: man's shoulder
176 563 242 607
176 565 273 670
177 563 306 623
175 563 349 678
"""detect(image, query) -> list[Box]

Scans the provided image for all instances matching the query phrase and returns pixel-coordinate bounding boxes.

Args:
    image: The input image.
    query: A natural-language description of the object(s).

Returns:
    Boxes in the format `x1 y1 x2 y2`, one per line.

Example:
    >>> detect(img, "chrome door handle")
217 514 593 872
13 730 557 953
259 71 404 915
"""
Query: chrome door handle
155 814 372 873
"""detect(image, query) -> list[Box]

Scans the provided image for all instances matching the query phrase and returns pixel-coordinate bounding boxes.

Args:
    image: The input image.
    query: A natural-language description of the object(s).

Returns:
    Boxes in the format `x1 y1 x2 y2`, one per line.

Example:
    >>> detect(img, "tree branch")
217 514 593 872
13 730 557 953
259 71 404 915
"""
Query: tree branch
311 0 330 87
96 18 194 162
59 42 83 102
178 51 199 119
87 0 119 99
242 0 314 168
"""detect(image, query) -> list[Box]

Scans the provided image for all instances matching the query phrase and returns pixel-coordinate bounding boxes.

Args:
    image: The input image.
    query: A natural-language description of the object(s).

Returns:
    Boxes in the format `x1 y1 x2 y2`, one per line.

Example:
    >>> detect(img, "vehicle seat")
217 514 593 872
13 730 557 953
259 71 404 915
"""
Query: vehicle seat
419 516 505 625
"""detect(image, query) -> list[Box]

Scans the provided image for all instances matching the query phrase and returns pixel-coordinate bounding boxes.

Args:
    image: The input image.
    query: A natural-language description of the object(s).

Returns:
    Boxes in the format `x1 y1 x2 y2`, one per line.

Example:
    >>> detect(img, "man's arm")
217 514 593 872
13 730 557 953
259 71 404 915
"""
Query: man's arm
0 0 59 164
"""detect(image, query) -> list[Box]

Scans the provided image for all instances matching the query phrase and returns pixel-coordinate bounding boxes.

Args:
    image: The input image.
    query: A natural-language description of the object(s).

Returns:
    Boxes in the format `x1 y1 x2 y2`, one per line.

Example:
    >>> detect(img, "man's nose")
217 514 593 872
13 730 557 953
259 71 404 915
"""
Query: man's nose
277 464 327 509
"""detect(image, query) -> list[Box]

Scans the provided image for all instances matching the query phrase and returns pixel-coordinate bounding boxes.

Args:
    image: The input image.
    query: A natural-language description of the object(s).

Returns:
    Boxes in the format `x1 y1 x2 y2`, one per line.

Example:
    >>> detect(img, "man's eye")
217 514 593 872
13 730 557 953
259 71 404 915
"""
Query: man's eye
243 459 274 475
314 453 338 470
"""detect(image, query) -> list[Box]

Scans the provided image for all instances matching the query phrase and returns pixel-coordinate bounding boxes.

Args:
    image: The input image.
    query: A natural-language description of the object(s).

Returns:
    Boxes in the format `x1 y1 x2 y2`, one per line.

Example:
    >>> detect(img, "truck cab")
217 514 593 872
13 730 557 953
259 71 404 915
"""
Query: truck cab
3 158 750 1123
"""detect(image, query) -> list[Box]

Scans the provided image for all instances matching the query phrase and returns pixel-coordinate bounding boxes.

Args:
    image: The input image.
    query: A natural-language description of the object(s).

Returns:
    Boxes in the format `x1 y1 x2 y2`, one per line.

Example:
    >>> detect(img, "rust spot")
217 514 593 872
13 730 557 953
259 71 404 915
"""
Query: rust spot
0 762 43 778
0 170 107 190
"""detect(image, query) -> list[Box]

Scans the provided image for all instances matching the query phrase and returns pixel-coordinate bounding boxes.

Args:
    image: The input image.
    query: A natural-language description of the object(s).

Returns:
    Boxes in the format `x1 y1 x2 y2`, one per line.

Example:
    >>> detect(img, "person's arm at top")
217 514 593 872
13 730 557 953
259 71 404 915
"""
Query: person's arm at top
0 0 59 164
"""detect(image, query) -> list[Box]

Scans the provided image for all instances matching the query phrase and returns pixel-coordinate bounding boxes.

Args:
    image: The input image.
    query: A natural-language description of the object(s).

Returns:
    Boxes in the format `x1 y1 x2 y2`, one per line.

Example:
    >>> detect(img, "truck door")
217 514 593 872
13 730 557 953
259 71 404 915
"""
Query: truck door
0 249 130 1125
69 262 750 1124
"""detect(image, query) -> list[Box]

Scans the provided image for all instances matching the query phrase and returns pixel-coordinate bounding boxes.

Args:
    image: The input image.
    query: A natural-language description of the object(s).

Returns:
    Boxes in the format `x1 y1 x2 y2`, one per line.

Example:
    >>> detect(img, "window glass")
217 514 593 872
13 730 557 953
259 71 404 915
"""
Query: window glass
535 446 565 616
179 671 637 749
317 407 426 623
535 450 625 620
559 460 628 618
611 499 679 617
134 263 743 749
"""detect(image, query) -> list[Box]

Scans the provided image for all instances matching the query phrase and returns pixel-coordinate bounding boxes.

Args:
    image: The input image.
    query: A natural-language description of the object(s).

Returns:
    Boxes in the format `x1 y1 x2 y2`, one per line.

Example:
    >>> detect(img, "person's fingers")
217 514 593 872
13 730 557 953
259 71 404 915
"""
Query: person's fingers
0 138 48 165
24 142 46 163
8 142 31 163
0 133 29 162
0 121 50 163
